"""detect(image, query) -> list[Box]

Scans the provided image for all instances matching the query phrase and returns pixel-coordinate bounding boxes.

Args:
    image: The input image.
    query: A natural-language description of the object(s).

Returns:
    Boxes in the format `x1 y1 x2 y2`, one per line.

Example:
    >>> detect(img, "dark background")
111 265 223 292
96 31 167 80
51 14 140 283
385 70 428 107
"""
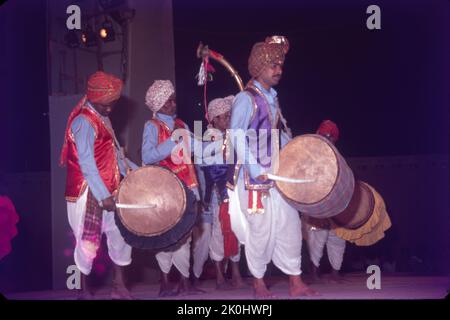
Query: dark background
0 0 448 293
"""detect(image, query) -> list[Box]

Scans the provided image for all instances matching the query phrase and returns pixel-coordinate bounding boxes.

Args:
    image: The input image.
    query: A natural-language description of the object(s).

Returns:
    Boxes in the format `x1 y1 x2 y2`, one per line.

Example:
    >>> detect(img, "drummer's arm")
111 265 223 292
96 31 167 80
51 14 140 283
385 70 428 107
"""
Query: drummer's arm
142 121 176 165
117 156 138 176
71 116 112 202
230 93 266 180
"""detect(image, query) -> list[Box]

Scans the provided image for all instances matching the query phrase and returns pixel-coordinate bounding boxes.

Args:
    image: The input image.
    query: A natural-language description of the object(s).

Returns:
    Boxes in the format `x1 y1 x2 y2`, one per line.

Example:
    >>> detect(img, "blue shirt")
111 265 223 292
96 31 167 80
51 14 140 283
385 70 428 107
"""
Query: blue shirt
230 80 290 179
141 112 200 200
70 102 138 202
142 113 179 165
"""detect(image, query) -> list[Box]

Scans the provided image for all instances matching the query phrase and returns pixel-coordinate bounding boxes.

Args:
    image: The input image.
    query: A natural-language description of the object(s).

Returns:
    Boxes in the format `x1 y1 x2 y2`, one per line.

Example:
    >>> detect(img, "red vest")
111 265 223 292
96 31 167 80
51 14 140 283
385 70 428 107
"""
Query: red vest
64 106 120 201
150 118 198 189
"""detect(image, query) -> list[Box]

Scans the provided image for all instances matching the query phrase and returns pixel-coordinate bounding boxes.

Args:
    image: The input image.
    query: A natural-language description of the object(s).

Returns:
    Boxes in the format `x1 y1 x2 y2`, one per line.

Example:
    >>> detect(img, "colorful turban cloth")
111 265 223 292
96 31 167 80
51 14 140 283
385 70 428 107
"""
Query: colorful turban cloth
248 35 290 78
145 80 175 113
86 71 123 104
316 120 340 144
0 195 19 261
207 95 234 122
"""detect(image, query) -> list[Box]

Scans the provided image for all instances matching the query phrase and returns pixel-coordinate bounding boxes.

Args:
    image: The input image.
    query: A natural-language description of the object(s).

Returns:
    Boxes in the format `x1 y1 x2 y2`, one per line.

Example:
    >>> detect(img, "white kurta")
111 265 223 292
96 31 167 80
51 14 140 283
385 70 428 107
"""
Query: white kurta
67 188 132 275
229 178 302 279
155 235 192 278
304 222 346 271
192 191 241 278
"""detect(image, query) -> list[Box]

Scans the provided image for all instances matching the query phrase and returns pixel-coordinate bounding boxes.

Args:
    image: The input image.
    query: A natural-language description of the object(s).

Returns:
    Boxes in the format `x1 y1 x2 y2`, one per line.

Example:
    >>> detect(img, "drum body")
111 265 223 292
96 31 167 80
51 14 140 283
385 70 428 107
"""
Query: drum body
275 134 354 218
114 165 197 250
331 180 375 229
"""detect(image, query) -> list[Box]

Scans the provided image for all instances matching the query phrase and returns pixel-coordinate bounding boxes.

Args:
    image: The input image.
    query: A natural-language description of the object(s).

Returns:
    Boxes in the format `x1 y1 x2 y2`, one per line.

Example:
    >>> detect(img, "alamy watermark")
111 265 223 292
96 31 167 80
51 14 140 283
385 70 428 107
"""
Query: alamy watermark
366 265 381 290
169 121 282 172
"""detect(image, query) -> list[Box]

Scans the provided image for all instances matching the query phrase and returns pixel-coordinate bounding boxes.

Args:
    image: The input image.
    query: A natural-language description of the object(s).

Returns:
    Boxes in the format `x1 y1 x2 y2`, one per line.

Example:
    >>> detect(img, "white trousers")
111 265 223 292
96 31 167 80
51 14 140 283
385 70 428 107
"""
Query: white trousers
67 188 132 275
229 178 302 279
155 235 192 278
192 192 241 278
305 226 346 271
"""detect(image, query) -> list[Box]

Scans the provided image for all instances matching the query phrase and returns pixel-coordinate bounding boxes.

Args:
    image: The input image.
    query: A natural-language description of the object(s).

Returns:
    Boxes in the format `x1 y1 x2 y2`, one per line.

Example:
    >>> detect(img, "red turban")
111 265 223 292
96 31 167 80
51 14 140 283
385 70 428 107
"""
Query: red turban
316 120 339 143
86 71 123 105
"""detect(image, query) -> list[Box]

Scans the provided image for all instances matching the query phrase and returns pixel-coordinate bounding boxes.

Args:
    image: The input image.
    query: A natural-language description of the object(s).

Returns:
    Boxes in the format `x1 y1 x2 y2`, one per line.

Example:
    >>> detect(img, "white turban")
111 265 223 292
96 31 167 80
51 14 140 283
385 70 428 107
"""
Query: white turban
207 95 234 122
145 80 175 113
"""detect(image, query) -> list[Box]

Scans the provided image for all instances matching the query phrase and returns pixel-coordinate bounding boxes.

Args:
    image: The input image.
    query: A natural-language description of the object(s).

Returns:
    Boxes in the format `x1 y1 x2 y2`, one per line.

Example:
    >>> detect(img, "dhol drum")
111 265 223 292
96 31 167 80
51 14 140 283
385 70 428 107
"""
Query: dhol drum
114 165 197 250
274 134 354 218
331 180 375 229
334 182 392 246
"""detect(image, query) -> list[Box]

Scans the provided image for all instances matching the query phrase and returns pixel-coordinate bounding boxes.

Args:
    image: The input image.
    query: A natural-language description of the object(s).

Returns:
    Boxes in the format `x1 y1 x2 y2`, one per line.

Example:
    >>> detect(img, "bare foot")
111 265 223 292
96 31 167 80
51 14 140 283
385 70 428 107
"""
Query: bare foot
111 286 135 300
231 277 247 289
187 285 207 295
176 277 206 296
253 278 275 299
159 282 177 298
289 275 320 297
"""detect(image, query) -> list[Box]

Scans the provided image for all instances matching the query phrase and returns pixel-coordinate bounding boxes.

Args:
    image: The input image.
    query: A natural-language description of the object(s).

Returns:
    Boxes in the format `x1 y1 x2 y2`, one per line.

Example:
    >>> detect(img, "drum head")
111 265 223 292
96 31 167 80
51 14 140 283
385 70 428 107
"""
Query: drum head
116 166 186 237
332 180 375 229
275 134 339 204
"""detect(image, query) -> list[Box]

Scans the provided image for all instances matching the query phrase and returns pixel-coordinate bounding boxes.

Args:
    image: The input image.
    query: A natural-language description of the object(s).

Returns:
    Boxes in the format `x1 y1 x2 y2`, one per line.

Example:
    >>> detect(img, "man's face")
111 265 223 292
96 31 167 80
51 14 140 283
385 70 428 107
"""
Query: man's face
257 62 284 88
158 93 177 116
212 110 231 132
93 100 118 117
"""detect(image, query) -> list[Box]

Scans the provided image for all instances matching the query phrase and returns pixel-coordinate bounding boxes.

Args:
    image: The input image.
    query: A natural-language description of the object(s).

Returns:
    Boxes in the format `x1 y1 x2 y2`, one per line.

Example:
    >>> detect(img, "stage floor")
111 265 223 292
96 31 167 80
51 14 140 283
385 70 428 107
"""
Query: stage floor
5 273 449 300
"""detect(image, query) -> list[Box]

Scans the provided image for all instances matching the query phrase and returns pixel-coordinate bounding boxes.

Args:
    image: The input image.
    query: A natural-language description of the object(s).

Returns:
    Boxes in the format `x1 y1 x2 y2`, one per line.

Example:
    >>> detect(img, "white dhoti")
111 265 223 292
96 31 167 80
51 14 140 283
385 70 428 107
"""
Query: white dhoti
155 235 191 278
229 178 302 279
192 192 241 279
306 226 346 271
67 188 132 276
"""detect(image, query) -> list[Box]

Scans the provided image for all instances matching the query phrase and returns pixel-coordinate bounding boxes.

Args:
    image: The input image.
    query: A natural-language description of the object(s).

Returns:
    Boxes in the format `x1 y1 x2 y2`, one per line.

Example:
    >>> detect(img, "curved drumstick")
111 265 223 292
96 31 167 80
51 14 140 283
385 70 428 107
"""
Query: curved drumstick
267 173 315 184
116 203 157 209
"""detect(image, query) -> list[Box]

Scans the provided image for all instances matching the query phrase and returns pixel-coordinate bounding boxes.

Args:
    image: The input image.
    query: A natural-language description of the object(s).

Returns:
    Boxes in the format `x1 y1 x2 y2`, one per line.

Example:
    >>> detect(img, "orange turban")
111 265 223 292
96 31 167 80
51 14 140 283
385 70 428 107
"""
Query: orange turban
86 71 123 104
248 36 290 78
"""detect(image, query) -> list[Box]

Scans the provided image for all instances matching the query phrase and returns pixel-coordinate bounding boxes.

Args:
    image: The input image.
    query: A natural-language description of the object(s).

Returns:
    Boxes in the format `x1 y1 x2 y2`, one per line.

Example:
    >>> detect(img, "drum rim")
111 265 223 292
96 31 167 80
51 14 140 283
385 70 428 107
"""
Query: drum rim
115 165 187 237
276 134 342 205
331 180 376 229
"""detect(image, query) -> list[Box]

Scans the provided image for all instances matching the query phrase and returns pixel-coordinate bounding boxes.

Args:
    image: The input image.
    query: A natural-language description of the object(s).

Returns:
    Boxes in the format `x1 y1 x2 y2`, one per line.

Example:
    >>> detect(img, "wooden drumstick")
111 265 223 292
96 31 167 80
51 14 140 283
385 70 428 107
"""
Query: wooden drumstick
267 173 315 184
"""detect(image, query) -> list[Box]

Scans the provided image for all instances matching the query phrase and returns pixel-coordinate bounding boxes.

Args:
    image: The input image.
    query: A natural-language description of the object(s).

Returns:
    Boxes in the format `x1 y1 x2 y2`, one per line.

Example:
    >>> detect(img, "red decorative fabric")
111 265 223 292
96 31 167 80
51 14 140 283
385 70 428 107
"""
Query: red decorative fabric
218 202 239 258
0 196 19 261
63 107 120 201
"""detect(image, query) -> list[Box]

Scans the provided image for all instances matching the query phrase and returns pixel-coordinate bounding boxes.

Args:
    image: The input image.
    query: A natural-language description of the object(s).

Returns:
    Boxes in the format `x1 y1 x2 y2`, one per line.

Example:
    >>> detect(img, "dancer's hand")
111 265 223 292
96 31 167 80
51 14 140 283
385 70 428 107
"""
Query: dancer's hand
100 196 116 212
256 174 268 182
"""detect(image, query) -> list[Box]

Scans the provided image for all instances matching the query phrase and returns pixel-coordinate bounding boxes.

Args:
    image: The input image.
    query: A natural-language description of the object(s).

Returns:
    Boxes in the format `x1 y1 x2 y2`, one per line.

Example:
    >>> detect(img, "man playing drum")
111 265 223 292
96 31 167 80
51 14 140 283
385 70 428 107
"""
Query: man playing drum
142 80 204 297
303 120 348 283
60 71 138 300
228 36 318 298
